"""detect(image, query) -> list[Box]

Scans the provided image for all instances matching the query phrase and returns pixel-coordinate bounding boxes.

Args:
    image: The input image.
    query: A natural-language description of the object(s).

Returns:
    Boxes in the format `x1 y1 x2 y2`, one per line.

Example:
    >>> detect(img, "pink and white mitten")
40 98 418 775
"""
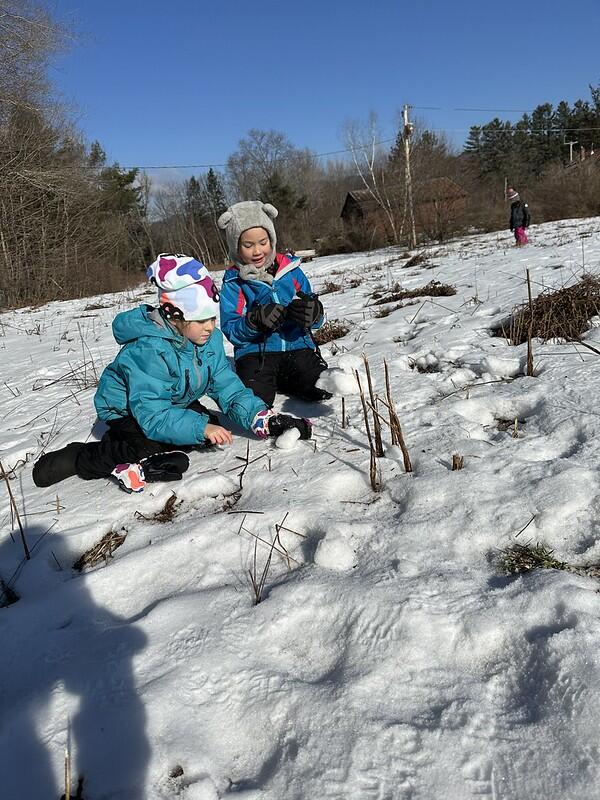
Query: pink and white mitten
111 462 146 493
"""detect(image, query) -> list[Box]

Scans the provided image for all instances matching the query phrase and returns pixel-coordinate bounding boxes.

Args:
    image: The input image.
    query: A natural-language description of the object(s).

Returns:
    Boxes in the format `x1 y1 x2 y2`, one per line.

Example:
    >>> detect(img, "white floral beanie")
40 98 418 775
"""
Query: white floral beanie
146 254 219 321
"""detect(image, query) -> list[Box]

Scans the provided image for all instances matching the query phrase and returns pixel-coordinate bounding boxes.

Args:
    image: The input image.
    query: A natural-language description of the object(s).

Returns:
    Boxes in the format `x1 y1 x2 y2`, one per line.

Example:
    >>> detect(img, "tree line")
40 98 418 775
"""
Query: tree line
2 1 600 309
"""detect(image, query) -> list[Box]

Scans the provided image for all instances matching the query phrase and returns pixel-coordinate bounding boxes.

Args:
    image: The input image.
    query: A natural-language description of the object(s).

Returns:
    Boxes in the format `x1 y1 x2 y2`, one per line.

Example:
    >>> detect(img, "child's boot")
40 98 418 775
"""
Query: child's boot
32 442 85 487
296 386 333 402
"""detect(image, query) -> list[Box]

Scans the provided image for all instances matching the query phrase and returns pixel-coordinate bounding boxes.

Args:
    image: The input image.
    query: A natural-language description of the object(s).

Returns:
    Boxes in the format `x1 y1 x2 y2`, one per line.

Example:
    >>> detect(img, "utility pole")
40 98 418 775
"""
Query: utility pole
563 139 578 163
403 104 417 250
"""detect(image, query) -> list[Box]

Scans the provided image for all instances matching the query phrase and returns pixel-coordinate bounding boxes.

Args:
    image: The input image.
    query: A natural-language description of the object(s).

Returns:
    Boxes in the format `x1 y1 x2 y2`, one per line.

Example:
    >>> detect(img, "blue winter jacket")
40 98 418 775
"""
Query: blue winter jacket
94 305 267 445
220 253 325 361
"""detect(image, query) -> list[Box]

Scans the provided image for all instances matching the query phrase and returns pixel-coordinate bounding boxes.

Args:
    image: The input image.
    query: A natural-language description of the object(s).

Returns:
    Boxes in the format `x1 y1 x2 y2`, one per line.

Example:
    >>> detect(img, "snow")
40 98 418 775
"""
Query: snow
274 427 301 450
3 219 600 797
315 367 359 396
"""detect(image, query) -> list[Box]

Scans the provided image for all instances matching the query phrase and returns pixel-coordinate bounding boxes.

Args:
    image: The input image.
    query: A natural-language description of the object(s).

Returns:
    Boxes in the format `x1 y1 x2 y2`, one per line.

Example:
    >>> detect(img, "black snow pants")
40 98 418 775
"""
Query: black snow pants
235 347 327 406
76 401 218 480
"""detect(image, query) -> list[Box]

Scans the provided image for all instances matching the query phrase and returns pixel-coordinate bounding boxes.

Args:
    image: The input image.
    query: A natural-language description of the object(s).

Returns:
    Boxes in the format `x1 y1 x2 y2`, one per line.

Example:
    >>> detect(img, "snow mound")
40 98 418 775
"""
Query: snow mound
314 534 357 570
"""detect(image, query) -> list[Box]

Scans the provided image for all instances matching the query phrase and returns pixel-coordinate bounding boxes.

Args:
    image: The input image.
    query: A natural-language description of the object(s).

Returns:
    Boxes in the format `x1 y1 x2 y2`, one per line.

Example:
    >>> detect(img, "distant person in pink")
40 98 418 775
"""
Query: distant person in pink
507 187 530 246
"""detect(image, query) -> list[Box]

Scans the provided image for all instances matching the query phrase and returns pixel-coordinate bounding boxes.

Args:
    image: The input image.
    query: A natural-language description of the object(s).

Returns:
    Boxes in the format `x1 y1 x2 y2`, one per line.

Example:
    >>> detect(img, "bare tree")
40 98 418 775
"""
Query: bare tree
342 112 400 244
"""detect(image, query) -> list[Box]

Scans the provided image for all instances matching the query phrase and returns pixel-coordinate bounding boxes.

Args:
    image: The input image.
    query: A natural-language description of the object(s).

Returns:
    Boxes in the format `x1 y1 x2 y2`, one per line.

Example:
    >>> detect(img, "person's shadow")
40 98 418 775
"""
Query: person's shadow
0 525 149 799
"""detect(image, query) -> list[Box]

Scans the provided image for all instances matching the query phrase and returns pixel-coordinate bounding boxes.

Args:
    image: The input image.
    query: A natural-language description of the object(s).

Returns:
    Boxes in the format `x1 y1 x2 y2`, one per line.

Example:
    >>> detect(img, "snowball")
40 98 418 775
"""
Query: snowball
317 367 359 396
275 427 301 450
415 352 438 370
314 535 357 570
336 353 364 374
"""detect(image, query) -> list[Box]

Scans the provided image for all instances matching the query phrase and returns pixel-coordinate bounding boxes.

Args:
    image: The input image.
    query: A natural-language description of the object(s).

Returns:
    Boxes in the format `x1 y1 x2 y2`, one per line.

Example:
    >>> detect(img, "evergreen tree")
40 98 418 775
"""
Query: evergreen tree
184 175 204 220
88 140 106 168
203 168 227 217
261 170 307 216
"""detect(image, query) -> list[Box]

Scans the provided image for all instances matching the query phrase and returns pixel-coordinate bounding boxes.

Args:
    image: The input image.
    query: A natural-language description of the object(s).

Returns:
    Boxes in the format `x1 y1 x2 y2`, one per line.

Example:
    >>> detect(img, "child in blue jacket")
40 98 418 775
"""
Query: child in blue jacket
218 201 331 406
33 254 311 493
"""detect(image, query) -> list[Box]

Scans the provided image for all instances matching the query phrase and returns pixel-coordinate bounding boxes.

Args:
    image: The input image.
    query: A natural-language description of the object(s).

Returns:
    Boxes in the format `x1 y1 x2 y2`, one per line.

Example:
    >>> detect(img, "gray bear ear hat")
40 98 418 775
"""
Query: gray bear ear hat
218 201 278 270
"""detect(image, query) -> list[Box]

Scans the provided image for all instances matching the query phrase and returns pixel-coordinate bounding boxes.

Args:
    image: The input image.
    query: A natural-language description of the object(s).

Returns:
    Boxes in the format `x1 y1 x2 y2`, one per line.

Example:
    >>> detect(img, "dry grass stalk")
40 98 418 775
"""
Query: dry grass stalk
362 356 384 457
64 745 71 800
237 441 251 490
526 269 535 376
0 458 30 560
341 397 347 429
247 513 299 603
73 529 127 572
452 454 464 470
135 493 181 523
369 450 381 492
236 514 300 567
495 273 600 345
248 538 275 605
321 281 342 295
354 370 381 492
383 360 413 473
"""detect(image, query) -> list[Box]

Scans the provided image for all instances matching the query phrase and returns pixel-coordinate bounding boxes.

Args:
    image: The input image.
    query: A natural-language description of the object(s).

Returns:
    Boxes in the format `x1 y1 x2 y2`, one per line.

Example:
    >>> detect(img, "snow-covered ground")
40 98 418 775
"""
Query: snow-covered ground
3 218 600 799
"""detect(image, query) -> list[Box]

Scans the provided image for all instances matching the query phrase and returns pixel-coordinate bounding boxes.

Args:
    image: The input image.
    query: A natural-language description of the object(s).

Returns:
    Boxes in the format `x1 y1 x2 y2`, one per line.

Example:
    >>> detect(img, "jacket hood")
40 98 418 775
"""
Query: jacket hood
112 305 187 346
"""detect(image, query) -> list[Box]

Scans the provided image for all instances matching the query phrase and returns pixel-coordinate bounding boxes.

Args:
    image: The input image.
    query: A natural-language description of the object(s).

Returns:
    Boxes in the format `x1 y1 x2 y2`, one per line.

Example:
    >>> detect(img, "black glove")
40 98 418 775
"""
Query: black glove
286 294 323 328
247 302 286 333
140 451 190 482
267 413 312 440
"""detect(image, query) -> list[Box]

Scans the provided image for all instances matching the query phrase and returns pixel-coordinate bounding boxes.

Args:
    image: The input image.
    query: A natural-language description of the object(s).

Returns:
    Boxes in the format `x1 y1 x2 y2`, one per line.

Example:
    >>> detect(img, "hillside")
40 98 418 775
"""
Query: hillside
2 218 600 799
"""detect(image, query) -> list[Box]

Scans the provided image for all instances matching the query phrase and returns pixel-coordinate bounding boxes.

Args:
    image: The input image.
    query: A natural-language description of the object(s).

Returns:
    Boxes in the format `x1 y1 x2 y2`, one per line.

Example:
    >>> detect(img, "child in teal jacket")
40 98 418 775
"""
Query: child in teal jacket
33 254 311 493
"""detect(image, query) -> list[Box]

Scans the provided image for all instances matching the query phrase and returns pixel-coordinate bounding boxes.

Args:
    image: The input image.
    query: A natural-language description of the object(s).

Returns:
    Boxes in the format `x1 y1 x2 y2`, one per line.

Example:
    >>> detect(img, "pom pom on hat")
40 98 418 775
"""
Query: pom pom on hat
147 253 219 321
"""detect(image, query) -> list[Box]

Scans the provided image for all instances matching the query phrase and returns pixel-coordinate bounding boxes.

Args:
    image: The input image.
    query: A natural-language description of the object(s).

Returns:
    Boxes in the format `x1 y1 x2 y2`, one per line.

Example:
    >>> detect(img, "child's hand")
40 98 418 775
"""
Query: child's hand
204 423 233 445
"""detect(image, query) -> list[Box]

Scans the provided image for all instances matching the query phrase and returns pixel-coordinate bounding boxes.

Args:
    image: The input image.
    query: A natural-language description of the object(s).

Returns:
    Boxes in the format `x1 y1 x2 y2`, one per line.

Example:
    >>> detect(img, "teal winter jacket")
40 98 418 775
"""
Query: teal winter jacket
94 305 267 445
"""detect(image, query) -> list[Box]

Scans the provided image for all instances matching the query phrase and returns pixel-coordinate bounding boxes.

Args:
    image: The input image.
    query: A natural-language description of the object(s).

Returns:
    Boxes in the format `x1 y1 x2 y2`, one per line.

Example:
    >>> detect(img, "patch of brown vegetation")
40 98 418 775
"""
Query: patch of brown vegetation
314 320 350 345
372 280 456 306
492 274 600 345
320 281 342 295
73 529 127 572
135 493 181 523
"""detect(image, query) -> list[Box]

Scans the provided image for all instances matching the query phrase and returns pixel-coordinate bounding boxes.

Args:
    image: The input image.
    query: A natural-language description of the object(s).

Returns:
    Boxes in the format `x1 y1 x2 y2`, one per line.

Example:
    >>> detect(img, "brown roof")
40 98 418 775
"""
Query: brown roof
340 190 383 218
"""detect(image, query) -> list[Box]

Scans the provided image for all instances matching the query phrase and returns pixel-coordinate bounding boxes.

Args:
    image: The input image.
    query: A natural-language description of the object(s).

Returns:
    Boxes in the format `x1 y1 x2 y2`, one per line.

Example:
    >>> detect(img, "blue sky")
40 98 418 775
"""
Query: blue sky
51 0 600 180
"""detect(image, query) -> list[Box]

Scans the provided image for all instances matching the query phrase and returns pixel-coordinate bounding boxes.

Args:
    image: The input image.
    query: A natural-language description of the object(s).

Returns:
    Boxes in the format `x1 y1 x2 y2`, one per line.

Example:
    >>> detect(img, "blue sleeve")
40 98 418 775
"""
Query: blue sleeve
220 278 263 346
295 268 325 331
206 332 267 428
119 342 208 445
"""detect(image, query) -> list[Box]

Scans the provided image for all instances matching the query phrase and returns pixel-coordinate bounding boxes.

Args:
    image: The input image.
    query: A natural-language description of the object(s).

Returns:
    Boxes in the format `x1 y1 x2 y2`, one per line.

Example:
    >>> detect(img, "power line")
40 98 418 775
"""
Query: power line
121 138 399 171
411 105 535 113
122 126 600 171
